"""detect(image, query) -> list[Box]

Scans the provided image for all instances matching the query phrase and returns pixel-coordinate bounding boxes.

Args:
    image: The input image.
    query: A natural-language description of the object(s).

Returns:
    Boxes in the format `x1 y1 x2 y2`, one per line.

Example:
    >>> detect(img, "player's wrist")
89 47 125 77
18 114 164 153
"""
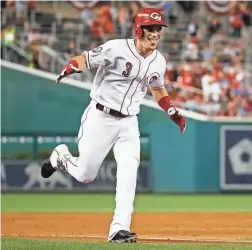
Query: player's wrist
158 96 176 116
68 59 79 69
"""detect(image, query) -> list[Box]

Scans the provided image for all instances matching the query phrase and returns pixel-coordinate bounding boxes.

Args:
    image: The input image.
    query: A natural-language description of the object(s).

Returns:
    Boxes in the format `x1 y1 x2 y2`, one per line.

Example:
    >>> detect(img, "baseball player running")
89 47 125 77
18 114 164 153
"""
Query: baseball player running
41 8 186 243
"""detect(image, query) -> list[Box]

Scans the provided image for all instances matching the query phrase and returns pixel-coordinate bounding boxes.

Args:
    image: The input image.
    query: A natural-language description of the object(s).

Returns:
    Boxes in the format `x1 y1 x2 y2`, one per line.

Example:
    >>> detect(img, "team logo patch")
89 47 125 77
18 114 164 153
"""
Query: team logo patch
92 46 103 55
149 75 158 84
150 12 161 21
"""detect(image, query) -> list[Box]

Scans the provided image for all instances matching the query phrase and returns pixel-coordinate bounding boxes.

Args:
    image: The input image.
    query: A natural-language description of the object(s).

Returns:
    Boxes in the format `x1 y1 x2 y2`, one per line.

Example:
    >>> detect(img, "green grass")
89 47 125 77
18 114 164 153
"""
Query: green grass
2 194 252 212
2 238 252 250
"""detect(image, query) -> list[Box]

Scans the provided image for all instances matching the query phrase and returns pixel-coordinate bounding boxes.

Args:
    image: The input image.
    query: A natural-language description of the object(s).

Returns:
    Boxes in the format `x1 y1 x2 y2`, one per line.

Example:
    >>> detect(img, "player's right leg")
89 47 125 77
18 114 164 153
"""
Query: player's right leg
41 101 118 183
108 115 140 243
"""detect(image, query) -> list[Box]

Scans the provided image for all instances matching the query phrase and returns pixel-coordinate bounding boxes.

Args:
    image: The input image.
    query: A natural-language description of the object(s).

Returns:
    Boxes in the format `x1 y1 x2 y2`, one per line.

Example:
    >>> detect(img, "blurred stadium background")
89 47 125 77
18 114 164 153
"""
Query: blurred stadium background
1 0 252 194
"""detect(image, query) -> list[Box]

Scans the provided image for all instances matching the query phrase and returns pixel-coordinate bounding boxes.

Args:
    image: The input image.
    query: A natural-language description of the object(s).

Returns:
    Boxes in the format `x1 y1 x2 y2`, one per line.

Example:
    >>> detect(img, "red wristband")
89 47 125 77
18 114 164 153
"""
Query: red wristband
158 96 173 112
69 59 78 68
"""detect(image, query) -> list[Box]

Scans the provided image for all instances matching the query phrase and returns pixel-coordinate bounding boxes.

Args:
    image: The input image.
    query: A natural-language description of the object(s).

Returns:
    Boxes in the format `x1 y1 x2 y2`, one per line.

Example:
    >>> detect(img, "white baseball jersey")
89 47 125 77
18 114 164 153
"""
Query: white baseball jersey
83 39 166 115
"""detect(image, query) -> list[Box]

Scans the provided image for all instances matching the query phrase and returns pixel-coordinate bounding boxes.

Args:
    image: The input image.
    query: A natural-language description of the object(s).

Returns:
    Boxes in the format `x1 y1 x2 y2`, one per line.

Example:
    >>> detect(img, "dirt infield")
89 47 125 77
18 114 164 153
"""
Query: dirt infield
2 212 252 244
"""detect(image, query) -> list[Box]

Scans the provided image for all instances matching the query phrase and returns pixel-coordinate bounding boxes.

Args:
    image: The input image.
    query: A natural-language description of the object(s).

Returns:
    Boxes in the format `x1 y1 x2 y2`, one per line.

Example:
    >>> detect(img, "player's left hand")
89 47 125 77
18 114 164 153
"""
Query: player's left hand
56 61 82 83
168 107 186 133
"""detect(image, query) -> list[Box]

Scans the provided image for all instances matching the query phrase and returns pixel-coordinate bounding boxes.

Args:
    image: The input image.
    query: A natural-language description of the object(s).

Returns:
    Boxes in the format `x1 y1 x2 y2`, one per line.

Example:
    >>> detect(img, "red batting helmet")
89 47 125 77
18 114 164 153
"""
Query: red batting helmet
134 8 167 38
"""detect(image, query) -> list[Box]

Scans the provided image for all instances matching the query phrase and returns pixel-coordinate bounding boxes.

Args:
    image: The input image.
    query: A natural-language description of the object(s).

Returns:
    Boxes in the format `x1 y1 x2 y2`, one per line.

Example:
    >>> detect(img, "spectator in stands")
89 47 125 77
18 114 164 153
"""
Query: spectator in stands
46 31 57 49
23 18 30 33
178 64 196 89
201 43 214 61
240 98 252 116
229 3 244 38
118 4 132 39
227 97 239 116
169 42 181 60
176 19 187 32
1 24 16 62
128 1 139 24
183 93 202 113
91 2 114 42
191 62 207 87
165 3 178 25
216 70 230 90
183 42 200 61
127 1 140 36
209 29 227 49
3 1 15 21
27 27 43 45
65 41 77 58
219 41 236 62
80 7 93 31
240 2 252 41
165 62 178 84
15 0 27 20
26 26 45 70
27 0 36 18
1 24 16 45
201 71 216 102
31 48 40 69
1 1 7 25
207 17 222 37
187 17 198 38
219 85 232 106
63 21 76 42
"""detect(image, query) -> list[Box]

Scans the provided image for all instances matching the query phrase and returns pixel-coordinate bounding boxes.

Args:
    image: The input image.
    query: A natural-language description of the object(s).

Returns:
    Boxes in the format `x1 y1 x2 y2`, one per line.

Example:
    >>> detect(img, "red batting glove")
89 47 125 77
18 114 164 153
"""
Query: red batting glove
167 107 186 133
56 59 82 83
158 96 186 133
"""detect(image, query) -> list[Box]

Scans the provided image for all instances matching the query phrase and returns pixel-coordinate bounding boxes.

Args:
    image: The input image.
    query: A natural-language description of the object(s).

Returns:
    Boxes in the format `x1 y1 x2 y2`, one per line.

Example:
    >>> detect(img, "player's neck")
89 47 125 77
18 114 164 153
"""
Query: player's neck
134 39 154 58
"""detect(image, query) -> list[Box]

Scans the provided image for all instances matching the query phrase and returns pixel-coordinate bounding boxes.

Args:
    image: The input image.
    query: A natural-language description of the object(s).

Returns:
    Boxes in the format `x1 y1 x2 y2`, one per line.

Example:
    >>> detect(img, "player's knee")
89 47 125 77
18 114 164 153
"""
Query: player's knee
76 167 97 183
121 157 140 169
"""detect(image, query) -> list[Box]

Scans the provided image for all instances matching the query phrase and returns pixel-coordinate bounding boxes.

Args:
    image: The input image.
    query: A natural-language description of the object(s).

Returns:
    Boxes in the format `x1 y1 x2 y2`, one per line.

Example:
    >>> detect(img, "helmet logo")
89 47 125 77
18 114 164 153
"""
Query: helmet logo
150 12 161 21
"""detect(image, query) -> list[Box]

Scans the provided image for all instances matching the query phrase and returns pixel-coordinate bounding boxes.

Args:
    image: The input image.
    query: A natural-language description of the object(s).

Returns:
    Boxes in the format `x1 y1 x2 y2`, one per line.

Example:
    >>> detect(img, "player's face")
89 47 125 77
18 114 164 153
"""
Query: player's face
142 25 163 50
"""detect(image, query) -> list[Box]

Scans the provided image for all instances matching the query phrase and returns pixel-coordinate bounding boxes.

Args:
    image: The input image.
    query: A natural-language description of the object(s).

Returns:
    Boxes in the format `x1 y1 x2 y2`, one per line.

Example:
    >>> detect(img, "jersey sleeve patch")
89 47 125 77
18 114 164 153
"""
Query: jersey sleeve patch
91 46 103 55
83 41 112 69
147 72 164 88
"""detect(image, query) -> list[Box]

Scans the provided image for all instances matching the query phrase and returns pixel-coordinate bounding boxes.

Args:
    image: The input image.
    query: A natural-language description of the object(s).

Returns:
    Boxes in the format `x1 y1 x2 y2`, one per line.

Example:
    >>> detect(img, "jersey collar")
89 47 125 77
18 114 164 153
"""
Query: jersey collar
127 39 157 62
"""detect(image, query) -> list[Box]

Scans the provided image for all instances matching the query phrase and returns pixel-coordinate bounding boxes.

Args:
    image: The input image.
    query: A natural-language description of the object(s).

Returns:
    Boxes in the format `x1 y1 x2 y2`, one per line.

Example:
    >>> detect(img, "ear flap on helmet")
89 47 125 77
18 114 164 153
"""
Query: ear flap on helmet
135 26 144 38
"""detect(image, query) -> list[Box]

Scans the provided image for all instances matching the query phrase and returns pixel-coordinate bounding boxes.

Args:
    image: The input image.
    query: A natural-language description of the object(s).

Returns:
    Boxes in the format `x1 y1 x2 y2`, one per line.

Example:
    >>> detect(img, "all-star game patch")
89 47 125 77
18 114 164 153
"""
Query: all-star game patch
92 46 103 56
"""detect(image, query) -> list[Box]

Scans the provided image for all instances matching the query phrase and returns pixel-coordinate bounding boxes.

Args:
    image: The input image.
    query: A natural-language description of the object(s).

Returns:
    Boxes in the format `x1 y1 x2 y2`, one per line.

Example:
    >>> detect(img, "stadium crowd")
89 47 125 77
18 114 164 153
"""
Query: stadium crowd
1 0 252 117
161 1 252 116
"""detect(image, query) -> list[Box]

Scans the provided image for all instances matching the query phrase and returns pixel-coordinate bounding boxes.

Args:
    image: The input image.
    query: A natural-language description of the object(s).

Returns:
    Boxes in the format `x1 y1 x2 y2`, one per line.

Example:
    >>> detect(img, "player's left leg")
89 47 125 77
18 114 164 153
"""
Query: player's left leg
41 102 118 183
108 115 140 243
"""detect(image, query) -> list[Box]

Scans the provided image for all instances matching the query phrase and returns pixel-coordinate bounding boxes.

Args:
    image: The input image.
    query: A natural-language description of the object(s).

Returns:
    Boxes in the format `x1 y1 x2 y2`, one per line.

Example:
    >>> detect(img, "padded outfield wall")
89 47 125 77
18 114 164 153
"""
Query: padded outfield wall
1 61 252 193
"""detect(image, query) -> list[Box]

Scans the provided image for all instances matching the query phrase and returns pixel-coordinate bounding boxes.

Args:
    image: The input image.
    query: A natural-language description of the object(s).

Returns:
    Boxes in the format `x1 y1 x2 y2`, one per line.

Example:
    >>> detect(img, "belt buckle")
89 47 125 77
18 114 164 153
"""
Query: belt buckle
103 106 110 115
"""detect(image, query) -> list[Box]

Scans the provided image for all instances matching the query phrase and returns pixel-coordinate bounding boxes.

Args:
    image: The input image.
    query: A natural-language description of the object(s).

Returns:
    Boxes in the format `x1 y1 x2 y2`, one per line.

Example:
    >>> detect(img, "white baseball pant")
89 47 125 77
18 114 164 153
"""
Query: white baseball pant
50 100 140 239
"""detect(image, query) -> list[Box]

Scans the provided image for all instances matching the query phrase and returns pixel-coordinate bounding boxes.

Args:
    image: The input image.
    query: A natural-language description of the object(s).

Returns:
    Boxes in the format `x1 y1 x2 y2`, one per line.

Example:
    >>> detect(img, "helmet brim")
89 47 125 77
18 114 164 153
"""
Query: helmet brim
142 24 168 28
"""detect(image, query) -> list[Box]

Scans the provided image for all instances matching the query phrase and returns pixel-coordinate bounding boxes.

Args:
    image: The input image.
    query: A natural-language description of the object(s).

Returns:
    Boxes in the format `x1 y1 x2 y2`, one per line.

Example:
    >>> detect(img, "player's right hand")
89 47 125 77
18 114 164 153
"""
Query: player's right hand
56 60 82 83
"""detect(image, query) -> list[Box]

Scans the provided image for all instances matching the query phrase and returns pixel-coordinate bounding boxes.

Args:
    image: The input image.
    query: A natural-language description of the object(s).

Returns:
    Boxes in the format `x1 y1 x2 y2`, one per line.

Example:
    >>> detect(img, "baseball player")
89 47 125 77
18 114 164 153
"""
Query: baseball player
41 8 186 243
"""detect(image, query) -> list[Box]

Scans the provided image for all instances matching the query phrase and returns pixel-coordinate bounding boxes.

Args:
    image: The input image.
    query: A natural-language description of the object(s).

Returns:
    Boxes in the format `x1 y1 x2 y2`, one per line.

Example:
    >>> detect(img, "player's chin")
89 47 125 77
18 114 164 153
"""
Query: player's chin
149 43 158 50
149 40 159 50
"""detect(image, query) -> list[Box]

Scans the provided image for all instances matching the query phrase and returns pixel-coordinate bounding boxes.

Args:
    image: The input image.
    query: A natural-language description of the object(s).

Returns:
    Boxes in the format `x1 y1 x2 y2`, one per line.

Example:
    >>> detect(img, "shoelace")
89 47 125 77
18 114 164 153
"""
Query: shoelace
56 158 68 174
